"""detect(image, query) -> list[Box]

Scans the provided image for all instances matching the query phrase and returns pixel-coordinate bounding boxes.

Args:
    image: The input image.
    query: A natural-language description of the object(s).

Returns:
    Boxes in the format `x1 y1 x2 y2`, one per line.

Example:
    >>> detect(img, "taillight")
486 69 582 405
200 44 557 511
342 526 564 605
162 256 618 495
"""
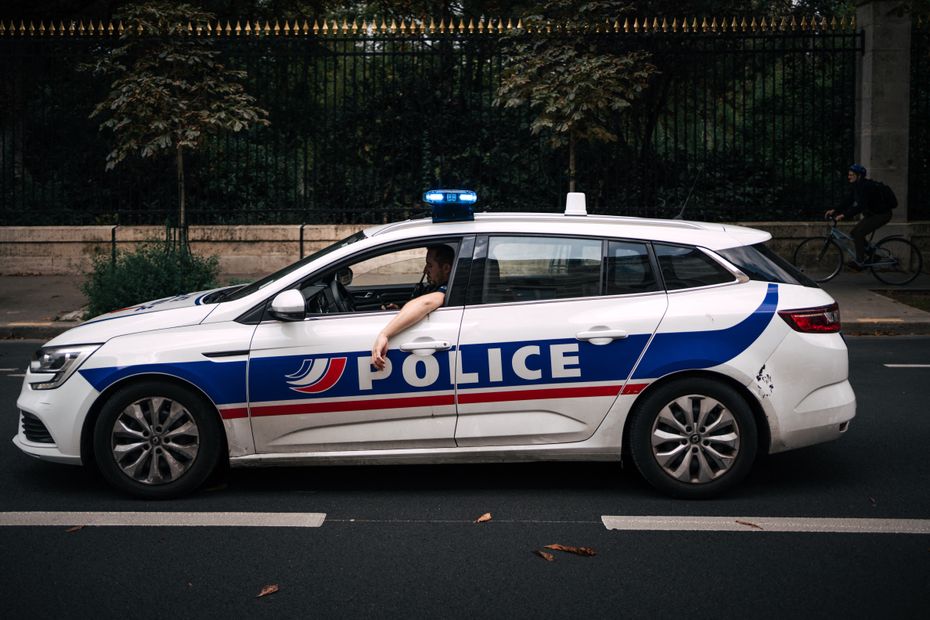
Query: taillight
778 302 841 333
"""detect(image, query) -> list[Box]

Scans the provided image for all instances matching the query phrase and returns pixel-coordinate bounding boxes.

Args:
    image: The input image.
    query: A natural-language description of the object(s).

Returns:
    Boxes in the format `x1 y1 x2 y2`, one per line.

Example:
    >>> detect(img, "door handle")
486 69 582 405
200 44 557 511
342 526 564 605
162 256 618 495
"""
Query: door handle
576 328 628 345
399 339 452 356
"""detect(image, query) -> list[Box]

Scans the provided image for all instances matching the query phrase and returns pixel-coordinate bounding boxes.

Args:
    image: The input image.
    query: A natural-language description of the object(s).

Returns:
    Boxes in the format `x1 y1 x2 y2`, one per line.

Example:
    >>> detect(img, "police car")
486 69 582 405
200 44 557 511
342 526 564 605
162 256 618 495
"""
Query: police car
14 191 855 499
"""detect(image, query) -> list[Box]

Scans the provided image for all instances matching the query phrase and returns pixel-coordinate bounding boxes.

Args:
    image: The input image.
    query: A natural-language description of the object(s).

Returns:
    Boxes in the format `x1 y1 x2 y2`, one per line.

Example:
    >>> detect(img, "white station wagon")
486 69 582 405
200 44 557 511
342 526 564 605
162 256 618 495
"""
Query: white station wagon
14 191 855 499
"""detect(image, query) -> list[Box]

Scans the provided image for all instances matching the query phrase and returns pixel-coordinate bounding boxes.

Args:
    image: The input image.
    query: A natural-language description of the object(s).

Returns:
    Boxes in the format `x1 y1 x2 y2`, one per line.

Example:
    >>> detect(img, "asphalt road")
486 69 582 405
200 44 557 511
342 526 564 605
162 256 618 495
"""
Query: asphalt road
1 338 928 618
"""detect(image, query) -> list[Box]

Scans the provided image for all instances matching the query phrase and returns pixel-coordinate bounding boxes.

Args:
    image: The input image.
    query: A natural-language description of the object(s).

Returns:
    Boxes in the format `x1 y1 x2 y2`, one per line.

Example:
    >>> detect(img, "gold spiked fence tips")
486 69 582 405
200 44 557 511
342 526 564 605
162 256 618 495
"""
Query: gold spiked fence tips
0 15 868 37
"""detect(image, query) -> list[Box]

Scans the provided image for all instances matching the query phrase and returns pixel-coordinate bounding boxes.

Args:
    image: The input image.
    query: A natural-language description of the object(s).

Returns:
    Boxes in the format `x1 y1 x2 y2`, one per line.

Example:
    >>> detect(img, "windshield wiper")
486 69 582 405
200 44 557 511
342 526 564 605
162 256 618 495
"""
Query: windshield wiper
202 285 247 304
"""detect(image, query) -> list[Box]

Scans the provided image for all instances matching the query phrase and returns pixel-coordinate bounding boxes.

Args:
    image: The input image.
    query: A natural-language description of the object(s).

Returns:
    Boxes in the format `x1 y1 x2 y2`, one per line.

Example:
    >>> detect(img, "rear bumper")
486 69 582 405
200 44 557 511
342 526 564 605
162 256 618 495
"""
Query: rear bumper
771 379 855 453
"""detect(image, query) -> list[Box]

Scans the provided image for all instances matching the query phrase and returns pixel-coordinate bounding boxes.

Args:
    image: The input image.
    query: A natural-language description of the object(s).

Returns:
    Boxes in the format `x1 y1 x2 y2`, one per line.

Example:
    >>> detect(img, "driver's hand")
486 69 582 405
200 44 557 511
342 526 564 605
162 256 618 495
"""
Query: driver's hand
371 333 389 370
824 209 835 218
835 213 845 221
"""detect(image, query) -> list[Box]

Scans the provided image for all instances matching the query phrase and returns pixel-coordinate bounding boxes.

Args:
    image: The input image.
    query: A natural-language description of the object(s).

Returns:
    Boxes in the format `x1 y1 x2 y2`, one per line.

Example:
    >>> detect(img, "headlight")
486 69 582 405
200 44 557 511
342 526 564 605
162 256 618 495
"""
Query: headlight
29 344 101 390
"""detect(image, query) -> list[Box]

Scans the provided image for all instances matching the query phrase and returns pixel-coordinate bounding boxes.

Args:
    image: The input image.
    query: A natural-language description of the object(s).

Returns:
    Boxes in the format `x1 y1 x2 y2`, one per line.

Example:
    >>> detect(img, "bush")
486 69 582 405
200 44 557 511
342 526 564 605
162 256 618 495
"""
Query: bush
82 241 220 318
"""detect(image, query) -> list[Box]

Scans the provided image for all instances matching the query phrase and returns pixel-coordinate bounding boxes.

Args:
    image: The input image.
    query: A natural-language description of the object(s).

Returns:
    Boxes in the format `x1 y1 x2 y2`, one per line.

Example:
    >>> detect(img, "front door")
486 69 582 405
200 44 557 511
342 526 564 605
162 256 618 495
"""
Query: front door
248 240 467 453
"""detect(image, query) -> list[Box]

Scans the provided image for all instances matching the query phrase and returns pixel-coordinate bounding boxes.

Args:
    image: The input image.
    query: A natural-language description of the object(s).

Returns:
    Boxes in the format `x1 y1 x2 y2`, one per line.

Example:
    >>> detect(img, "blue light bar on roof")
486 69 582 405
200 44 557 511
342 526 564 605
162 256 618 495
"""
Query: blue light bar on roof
423 189 478 223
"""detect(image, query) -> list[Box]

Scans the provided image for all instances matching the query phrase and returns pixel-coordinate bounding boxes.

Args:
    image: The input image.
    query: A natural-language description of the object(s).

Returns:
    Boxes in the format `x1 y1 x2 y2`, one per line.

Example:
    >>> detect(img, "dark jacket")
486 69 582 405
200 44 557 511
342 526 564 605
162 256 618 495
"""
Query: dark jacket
839 178 891 218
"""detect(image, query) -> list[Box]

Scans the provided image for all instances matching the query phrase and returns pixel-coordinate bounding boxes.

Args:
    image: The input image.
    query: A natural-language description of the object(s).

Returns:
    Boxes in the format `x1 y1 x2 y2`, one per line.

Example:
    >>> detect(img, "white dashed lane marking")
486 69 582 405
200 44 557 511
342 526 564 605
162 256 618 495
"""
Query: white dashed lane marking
4 512 927 534
883 364 930 368
602 516 930 535
0 512 326 528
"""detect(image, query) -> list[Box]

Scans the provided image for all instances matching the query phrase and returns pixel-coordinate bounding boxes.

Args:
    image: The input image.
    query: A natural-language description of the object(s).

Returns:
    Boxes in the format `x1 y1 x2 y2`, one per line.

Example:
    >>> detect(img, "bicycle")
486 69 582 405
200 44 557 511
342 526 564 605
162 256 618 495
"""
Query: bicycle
792 217 924 285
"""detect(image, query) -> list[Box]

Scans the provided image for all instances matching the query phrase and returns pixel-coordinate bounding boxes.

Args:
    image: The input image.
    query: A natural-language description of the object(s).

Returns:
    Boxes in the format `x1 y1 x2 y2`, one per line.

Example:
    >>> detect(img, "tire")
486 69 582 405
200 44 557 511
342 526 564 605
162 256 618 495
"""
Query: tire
93 381 223 499
792 237 843 283
629 378 758 499
870 238 923 286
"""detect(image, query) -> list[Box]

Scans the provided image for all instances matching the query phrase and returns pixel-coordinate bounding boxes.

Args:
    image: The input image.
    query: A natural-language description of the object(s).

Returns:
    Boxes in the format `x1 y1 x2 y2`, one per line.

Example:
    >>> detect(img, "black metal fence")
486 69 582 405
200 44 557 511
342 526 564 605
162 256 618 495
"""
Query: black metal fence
911 18 930 222
0 17 868 225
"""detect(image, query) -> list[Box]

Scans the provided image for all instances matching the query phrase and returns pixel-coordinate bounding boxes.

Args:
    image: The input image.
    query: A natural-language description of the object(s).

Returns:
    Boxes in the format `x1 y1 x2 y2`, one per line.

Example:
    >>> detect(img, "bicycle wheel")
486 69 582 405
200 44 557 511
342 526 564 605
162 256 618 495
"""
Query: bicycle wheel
870 238 924 285
793 237 843 282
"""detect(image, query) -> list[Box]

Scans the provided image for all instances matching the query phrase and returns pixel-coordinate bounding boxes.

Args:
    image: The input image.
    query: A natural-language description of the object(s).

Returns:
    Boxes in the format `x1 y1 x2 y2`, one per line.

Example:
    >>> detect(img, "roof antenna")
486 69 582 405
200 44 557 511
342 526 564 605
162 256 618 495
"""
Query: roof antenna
673 166 703 220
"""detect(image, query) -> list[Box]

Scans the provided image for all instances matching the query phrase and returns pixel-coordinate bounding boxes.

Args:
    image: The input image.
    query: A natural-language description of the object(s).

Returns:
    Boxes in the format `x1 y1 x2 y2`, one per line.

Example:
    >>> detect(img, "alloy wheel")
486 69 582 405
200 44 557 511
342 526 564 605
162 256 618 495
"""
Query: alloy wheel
110 396 201 485
650 394 741 484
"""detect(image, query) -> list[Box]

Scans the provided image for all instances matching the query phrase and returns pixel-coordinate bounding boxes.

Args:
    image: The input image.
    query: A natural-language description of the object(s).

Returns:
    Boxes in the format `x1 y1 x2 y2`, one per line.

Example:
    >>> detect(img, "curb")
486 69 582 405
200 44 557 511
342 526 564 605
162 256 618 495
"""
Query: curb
842 320 930 336
0 323 81 340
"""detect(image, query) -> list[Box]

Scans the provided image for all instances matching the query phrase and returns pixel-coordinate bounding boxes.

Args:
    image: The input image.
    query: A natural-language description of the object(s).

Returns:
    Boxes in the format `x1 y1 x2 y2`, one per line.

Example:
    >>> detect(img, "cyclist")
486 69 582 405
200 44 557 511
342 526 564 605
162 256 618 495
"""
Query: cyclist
824 164 894 271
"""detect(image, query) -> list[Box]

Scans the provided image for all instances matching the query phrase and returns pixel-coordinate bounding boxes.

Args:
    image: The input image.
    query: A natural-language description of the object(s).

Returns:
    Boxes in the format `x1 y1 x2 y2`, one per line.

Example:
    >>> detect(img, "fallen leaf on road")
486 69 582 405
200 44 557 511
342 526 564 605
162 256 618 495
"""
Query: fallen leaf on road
534 550 555 562
544 544 597 557
475 512 492 523
257 584 279 598
735 520 763 530
65 525 84 533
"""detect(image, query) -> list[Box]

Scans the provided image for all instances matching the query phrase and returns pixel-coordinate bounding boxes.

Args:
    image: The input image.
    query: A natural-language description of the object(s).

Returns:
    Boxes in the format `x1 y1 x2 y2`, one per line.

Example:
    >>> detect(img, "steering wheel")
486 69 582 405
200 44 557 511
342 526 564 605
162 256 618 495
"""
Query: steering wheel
328 278 355 313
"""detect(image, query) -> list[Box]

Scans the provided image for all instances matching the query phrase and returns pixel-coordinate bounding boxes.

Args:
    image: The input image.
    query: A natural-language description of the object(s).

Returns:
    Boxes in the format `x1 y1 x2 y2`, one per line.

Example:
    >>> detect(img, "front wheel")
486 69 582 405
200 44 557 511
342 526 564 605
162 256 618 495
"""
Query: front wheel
793 237 843 282
870 238 923 285
629 379 758 499
93 381 224 499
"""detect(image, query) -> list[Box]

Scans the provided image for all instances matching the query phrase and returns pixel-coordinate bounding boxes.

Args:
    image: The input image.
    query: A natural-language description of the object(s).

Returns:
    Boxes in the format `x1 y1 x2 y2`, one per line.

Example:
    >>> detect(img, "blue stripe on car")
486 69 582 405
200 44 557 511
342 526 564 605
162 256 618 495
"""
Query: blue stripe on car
631 282 778 379
77 284 777 405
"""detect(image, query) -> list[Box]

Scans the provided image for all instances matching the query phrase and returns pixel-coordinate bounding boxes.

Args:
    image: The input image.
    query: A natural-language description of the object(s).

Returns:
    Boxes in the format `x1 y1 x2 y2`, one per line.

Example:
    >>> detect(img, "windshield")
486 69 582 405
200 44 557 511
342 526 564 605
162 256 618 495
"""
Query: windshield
222 231 367 302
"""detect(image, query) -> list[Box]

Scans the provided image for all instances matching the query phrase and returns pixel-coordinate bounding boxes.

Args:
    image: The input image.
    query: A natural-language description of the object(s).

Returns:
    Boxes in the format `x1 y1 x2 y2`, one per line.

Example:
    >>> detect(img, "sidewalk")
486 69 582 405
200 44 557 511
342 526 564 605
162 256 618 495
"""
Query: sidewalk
1 272 929 340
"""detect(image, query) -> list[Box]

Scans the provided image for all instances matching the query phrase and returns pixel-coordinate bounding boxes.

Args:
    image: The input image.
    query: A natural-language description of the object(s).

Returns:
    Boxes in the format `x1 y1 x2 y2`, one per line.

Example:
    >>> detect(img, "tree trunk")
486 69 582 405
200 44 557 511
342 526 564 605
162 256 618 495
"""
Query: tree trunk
569 131 576 192
176 145 186 247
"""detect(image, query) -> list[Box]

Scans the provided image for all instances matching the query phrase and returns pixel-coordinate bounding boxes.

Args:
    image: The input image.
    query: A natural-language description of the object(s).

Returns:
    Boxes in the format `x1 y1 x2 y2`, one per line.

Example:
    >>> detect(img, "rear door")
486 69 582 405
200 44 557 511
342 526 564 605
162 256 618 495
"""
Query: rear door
454 235 667 446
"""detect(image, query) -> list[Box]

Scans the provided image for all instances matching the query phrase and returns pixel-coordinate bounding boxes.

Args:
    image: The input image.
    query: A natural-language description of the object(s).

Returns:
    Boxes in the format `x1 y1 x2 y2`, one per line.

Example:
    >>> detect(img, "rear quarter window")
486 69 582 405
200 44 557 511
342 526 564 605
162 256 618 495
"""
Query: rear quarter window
654 243 736 290
716 243 817 288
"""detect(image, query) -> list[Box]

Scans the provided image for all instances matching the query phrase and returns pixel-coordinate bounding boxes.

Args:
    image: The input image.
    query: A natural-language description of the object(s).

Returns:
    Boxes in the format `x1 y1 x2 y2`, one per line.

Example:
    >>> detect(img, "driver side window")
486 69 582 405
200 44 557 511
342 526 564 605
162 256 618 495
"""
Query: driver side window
299 243 458 315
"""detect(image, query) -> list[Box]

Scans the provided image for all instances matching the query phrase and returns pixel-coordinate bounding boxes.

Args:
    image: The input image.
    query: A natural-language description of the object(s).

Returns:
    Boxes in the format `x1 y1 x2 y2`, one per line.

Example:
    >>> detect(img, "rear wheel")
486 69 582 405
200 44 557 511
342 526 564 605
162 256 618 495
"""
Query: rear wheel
870 238 923 285
629 378 758 499
93 381 223 499
793 237 843 282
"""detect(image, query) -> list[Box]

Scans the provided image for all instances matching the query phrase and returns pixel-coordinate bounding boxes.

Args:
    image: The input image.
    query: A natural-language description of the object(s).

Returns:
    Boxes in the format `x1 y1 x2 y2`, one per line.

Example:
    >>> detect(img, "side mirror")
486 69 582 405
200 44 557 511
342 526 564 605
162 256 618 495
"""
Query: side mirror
269 290 306 321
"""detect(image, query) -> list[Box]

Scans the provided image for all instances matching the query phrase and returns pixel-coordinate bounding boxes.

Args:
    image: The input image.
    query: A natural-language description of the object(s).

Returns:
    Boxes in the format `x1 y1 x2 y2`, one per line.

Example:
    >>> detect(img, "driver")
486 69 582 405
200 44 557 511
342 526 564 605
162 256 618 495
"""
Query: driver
370 244 454 371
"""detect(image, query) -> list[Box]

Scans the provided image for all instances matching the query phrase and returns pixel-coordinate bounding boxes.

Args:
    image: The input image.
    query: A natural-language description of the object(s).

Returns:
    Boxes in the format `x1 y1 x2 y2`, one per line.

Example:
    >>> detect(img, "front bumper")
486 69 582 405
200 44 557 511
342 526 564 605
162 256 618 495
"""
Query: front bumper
13 370 99 466
12 430 81 465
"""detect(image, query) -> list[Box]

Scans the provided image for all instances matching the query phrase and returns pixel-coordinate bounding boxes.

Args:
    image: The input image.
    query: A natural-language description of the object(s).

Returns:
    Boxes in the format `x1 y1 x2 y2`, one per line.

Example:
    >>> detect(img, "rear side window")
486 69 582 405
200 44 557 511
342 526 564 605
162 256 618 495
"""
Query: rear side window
717 243 817 288
484 236 602 303
606 241 660 295
654 243 735 290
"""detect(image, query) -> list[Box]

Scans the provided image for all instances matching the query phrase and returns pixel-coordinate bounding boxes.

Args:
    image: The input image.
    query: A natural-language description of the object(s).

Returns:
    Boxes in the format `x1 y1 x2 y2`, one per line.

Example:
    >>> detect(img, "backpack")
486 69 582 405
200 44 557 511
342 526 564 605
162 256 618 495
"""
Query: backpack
874 181 898 211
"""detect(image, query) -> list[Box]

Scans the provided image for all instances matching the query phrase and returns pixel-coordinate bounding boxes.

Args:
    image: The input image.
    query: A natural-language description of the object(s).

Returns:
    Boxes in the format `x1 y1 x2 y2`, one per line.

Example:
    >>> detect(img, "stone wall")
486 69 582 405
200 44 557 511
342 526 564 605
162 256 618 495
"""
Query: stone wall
1 222 927 277
0 225 359 277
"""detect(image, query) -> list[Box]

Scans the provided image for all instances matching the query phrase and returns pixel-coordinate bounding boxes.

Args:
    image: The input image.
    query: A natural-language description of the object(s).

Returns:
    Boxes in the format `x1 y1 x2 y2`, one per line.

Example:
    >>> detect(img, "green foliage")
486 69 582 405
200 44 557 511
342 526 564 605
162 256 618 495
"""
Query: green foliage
87 1 270 231
81 240 220 318
495 1 656 189
89 1 269 170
